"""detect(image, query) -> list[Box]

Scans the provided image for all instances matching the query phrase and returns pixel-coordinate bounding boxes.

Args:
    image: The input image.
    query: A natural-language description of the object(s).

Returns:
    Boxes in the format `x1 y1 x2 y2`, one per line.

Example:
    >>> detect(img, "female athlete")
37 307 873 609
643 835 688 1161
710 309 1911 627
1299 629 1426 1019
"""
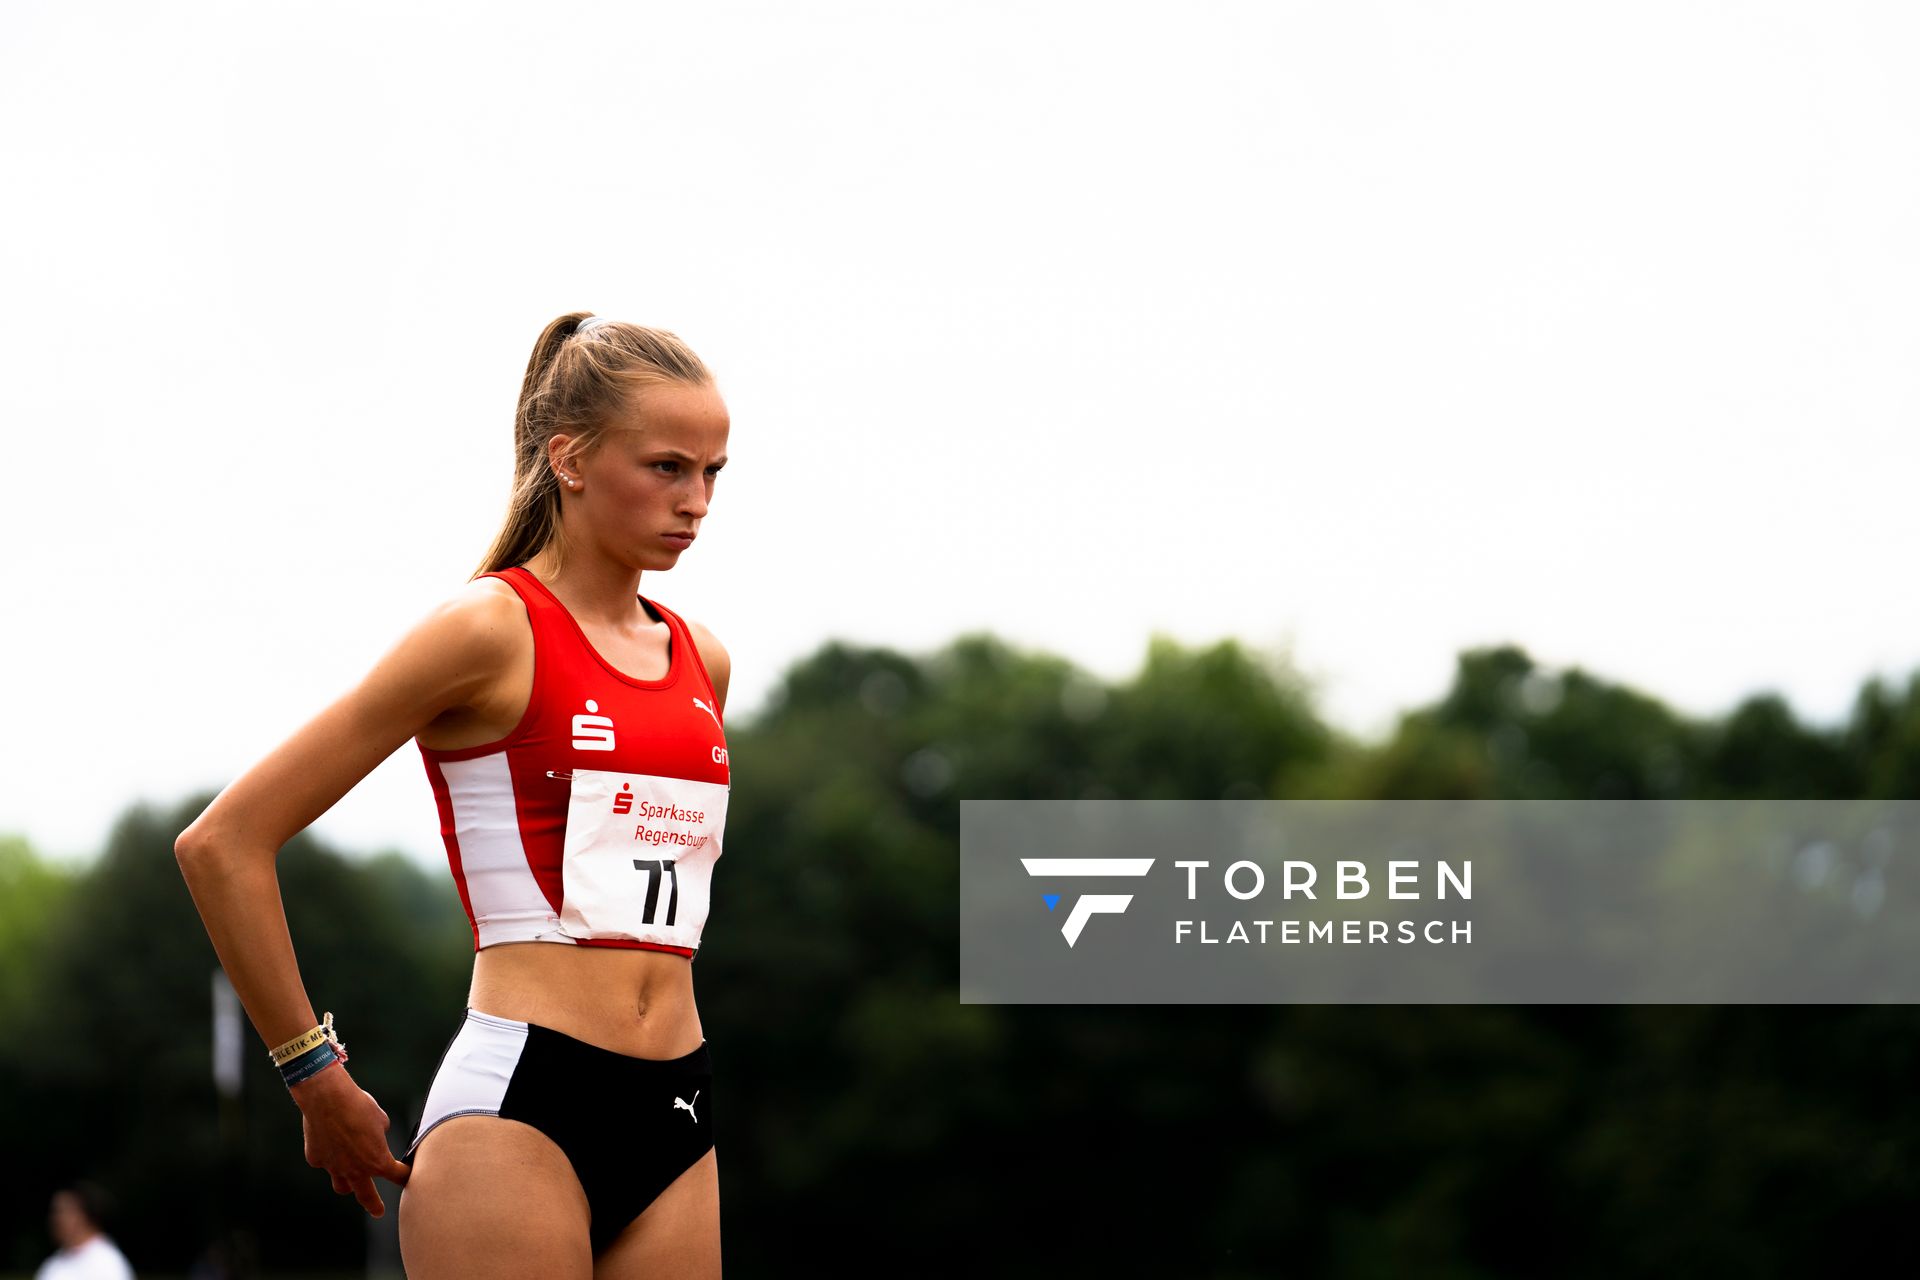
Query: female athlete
176 312 733 1277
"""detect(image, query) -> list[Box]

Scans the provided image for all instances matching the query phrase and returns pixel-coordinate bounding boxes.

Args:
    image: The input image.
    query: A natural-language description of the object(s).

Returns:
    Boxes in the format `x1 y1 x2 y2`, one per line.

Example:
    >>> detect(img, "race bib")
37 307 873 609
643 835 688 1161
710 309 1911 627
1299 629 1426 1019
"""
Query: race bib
557 768 728 949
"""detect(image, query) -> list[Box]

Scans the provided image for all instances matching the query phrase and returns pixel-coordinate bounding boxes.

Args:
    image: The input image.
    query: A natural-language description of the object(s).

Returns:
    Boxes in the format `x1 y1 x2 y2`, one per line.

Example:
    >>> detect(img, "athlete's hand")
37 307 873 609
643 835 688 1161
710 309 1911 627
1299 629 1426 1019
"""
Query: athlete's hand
289 1061 412 1217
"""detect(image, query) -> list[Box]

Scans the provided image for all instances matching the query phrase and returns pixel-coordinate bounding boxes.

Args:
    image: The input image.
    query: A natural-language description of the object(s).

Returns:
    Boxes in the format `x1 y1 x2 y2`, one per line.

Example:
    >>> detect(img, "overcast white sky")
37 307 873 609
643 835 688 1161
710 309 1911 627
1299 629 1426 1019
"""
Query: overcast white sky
4 1 1917 866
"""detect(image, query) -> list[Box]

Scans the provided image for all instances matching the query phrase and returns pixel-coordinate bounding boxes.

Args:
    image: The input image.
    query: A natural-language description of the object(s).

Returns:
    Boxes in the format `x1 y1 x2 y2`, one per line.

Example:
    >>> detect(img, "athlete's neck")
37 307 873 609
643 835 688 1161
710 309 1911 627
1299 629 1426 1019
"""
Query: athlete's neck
521 550 647 630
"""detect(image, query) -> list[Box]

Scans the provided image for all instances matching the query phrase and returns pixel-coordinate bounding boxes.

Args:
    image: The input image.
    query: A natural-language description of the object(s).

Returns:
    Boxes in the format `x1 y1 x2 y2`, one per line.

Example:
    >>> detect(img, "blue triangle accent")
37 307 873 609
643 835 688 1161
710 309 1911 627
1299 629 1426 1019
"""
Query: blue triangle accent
1043 893 1061 912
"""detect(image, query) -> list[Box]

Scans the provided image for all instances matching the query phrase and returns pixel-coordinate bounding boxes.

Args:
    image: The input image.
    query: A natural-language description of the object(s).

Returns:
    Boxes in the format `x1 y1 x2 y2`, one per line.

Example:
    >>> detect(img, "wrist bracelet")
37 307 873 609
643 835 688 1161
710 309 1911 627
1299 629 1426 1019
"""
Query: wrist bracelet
280 1041 346 1088
269 1011 345 1068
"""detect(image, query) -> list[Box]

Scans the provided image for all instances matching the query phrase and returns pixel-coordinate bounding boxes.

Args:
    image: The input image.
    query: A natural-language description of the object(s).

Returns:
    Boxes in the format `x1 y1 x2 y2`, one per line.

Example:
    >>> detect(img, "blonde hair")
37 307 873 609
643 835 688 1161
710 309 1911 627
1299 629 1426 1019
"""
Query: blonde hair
474 312 715 578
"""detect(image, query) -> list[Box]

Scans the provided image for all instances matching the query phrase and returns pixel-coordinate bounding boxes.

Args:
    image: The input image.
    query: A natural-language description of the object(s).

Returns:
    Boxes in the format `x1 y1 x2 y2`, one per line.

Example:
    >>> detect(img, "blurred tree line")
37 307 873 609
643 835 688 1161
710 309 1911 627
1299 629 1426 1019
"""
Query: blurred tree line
3 637 1917 1277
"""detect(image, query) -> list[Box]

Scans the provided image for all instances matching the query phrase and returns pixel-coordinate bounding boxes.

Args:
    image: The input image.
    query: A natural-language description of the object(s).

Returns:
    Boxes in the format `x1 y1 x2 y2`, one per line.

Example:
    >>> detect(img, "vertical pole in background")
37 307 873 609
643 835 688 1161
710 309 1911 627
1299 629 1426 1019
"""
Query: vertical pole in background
212 969 242 1101
211 970 253 1278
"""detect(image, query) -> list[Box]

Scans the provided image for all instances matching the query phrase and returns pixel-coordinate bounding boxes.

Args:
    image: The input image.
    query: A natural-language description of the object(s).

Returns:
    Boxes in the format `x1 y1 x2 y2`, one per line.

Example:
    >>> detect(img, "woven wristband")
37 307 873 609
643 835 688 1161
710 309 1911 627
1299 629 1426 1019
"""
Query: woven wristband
280 1041 345 1088
269 1012 344 1068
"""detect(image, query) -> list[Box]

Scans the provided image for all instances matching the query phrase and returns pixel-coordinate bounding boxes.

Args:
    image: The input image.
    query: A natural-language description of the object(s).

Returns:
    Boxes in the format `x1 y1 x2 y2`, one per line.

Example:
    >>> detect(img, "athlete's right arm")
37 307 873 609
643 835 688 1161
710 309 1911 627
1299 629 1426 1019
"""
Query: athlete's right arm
173 579 523 1217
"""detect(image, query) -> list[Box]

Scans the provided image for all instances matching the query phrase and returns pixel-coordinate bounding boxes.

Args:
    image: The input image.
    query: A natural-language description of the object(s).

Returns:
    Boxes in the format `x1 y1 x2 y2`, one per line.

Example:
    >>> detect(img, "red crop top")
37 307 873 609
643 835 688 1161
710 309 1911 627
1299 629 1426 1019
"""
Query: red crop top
416 566 730 957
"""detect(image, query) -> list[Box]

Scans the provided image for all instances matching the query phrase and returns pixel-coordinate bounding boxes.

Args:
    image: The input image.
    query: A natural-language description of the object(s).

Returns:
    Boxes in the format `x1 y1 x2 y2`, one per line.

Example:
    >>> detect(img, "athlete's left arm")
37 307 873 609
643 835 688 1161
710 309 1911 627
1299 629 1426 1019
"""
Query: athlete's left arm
689 620 730 716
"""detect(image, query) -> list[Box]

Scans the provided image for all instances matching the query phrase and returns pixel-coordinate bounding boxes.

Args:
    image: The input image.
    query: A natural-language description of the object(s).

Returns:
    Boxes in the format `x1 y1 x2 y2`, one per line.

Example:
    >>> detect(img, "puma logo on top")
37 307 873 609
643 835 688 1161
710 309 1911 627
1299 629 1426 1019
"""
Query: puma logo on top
692 697 722 730
674 1090 700 1122
572 698 616 751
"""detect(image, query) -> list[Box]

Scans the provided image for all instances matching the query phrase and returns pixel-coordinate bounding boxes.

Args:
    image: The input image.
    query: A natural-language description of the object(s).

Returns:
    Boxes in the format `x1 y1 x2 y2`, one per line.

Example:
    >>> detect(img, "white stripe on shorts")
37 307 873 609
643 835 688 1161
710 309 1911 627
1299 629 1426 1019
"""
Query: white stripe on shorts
408 1009 530 1159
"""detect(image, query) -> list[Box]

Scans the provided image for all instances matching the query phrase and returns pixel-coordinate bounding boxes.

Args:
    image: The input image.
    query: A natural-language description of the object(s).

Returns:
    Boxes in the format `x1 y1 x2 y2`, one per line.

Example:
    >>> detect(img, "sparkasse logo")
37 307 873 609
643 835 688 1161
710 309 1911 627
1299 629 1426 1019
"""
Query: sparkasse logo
1020 857 1155 947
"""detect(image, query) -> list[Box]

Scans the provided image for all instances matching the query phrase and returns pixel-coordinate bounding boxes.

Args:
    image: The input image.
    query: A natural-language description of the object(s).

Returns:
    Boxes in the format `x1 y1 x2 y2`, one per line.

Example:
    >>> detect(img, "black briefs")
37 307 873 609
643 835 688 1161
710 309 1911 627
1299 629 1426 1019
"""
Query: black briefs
405 1007 715 1256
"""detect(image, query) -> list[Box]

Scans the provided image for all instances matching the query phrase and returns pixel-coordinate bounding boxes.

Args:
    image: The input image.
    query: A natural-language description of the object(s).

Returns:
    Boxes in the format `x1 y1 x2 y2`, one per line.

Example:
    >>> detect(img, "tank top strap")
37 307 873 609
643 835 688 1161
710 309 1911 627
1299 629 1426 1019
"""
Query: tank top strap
478 564 540 598
478 566 573 637
644 596 723 718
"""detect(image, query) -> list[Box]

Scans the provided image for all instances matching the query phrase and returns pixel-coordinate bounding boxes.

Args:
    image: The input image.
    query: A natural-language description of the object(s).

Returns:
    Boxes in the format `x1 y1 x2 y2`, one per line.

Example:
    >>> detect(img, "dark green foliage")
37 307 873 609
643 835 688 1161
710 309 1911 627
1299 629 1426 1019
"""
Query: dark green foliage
0 835 76 1035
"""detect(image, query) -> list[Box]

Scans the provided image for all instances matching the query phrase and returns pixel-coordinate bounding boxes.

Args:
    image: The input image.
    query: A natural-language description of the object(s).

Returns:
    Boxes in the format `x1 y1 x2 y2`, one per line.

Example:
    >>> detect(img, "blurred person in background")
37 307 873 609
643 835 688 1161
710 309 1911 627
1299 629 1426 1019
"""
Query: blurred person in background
35 1183 134 1280
176 312 733 1278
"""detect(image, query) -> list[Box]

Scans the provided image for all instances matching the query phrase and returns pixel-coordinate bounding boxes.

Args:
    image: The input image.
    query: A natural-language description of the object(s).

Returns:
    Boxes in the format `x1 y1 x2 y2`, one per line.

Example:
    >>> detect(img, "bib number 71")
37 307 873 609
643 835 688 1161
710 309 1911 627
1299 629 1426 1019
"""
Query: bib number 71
632 857 680 926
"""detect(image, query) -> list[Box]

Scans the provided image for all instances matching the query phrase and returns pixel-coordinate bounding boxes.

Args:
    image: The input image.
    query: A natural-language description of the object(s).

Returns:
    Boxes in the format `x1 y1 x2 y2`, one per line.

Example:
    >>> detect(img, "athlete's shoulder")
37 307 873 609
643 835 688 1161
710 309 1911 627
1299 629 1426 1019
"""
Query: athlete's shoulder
462 570 533 617
368 575 534 714
645 596 725 659
408 574 532 664
684 618 731 710
684 616 726 651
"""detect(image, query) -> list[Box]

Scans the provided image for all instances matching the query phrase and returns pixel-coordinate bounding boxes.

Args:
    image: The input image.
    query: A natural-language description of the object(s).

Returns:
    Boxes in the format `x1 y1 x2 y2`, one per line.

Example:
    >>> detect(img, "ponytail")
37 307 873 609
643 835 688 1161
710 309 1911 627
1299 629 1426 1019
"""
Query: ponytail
474 312 713 579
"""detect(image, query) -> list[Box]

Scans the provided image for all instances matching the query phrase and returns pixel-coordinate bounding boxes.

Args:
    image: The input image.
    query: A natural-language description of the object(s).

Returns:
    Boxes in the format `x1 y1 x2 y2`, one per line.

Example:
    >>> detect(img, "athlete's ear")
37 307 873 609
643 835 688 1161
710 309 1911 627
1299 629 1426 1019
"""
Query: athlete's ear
547 433 583 488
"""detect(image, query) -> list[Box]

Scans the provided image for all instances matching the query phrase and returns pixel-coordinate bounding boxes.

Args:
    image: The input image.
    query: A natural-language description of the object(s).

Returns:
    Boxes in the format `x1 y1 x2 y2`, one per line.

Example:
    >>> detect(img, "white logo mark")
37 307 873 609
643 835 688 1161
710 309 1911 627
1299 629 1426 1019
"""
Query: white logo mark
692 697 722 729
674 1090 700 1122
1020 858 1156 947
572 698 616 751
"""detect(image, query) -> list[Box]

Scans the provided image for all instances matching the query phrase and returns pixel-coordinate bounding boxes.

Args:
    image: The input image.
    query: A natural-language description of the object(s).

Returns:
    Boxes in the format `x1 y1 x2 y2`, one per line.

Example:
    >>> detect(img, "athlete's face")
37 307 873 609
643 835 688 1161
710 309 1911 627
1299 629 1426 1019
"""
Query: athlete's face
569 381 730 571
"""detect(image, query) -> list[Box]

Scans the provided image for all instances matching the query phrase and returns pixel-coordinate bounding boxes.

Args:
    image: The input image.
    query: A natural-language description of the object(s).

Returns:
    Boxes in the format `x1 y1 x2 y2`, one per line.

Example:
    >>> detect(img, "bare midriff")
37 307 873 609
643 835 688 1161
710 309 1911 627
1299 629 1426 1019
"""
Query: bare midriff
469 942 703 1060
